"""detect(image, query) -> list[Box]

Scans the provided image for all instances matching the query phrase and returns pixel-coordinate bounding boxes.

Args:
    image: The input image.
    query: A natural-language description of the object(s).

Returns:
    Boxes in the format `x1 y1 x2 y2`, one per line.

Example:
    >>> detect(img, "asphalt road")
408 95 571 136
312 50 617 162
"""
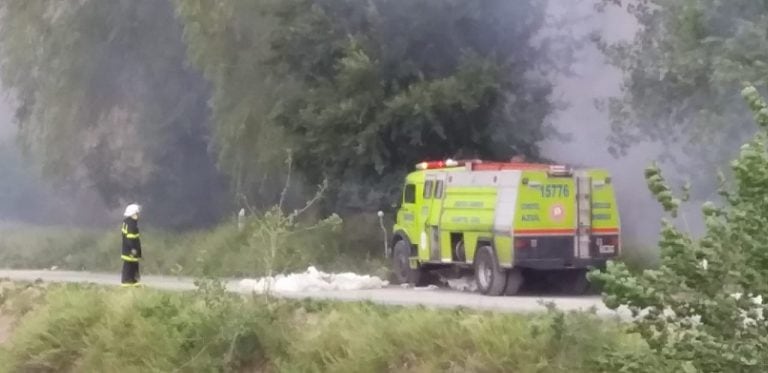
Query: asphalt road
0 269 631 318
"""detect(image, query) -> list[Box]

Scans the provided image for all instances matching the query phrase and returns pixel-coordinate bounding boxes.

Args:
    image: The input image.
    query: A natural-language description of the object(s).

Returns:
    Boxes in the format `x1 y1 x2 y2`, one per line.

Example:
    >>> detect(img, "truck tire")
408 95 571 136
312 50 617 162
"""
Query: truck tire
392 240 428 286
504 268 524 295
474 245 507 296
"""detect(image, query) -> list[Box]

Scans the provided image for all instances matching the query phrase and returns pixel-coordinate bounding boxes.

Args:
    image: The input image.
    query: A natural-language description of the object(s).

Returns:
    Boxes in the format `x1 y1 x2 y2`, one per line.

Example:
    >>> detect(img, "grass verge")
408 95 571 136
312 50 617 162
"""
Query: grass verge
0 280 652 372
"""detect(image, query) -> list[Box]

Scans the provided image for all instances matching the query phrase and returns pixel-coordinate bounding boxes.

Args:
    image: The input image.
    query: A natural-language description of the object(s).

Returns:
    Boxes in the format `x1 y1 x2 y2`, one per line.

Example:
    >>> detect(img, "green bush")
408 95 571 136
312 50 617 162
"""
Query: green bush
590 85 768 372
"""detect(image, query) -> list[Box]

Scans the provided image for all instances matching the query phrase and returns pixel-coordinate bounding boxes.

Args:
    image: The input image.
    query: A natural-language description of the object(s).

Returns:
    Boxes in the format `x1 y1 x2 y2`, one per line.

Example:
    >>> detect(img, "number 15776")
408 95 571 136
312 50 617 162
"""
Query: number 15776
540 184 570 198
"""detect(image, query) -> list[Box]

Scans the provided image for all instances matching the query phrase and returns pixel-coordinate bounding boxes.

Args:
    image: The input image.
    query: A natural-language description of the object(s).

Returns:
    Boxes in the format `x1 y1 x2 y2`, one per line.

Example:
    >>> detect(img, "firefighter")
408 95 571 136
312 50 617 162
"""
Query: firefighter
121 203 142 287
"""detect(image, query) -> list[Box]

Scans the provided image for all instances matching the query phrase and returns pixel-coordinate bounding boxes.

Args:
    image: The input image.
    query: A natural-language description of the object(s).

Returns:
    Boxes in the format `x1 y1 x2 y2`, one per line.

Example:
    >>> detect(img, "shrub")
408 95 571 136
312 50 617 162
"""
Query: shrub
589 85 768 372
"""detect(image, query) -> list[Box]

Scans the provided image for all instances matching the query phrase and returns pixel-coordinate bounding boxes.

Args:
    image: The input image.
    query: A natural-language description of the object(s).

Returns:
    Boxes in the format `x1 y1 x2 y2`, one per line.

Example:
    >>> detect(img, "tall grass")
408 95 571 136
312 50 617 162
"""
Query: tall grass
0 281 652 372
0 214 389 278
0 217 654 280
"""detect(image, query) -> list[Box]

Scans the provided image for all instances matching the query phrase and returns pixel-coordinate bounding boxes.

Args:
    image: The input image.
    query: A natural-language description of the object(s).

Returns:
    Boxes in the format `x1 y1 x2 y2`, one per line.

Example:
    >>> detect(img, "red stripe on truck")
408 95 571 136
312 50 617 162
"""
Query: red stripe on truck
514 228 576 236
513 227 620 236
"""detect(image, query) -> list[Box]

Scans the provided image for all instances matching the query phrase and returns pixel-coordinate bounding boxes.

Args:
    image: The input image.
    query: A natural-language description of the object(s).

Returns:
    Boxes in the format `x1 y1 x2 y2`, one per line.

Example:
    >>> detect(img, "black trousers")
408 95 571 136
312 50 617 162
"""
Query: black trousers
121 260 140 284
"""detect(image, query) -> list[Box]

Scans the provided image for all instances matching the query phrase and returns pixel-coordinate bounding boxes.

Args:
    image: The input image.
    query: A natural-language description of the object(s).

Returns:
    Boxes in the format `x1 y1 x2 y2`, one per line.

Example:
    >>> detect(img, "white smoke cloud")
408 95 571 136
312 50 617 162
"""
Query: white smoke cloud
541 1 666 242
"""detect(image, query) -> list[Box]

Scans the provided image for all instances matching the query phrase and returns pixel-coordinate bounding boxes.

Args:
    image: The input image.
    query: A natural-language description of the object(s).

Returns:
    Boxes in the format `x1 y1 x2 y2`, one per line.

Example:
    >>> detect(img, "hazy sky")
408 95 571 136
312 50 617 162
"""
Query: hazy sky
0 96 12 139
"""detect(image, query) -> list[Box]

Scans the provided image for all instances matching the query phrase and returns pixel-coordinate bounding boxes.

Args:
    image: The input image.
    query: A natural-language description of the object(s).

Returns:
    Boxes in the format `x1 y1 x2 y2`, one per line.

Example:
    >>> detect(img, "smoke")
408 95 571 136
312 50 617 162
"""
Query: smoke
0 94 112 226
540 1 665 244
0 96 11 140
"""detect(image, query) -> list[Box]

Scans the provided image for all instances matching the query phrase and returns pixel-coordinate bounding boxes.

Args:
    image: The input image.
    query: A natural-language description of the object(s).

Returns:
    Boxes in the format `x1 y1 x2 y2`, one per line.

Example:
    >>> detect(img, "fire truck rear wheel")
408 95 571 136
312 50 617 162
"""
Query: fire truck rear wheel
392 240 427 286
474 245 507 296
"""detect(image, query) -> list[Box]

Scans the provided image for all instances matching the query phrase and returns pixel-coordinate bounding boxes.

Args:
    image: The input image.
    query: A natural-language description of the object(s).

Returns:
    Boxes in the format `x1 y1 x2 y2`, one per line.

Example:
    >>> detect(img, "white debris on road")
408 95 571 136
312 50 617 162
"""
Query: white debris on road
412 285 439 291
238 266 389 293
432 275 477 293
439 275 477 292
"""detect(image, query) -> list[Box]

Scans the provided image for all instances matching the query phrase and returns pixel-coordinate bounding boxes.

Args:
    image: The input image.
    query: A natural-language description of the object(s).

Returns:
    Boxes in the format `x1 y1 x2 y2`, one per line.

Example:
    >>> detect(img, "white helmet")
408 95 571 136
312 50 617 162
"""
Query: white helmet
123 203 141 217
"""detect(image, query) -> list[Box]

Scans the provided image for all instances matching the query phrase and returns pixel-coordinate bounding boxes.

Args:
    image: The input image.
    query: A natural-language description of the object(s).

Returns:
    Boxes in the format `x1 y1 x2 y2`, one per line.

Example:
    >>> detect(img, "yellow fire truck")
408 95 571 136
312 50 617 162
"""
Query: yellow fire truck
390 159 621 295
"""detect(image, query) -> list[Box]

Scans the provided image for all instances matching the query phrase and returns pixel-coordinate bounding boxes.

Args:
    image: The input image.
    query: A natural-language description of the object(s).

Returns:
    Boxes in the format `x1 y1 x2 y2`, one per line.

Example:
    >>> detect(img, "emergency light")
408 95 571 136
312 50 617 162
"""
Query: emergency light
547 165 573 176
415 159 460 170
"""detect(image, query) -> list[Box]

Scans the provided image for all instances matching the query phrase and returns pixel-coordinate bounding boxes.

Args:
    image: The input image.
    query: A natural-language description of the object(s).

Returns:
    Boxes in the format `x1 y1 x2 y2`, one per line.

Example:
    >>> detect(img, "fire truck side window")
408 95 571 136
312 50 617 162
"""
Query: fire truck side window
403 184 416 204
434 180 444 199
423 180 433 199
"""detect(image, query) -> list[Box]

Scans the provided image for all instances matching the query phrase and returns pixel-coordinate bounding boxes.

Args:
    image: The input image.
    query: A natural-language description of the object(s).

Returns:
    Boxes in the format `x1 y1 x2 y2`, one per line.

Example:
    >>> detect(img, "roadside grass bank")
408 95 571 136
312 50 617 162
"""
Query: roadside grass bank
0 214 390 280
0 280 653 372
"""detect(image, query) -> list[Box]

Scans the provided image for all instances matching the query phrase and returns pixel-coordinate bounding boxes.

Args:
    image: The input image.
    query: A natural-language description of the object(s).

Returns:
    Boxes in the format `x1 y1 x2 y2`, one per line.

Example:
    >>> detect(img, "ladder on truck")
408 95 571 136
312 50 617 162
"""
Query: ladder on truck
575 173 592 259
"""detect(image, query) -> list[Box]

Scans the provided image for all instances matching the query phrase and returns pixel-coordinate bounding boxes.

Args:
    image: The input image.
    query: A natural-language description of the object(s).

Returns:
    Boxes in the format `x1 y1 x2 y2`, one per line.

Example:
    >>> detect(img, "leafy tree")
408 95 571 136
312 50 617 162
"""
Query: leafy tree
0 0 227 228
177 0 569 213
269 0 569 211
596 0 768 195
174 0 301 213
590 85 768 372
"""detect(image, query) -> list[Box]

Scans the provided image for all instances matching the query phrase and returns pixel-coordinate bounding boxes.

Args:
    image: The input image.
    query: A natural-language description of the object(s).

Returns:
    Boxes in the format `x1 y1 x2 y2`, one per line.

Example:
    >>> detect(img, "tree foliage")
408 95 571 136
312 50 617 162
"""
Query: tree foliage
591 85 768 372
0 0 571 225
597 0 768 191
177 0 568 212
0 0 227 228
269 0 565 210
174 0 297 212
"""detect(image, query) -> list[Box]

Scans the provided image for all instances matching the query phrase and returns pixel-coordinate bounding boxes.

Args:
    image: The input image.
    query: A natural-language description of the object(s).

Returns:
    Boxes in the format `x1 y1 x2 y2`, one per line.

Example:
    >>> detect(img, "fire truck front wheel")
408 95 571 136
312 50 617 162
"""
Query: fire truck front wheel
392 240 428 286
474 245 507 296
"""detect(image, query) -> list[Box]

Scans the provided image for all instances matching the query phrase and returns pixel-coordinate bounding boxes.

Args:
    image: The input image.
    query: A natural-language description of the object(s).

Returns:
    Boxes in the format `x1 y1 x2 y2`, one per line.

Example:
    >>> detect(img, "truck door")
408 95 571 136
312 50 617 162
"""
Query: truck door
427 173 447 261
397 181 418 248
420 175 439 261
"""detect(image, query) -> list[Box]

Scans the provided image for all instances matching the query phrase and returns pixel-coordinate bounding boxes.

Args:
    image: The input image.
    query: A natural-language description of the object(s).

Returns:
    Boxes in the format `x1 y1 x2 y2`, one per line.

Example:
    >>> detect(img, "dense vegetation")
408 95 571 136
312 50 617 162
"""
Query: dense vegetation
0 0 227 229
0 0 568 225
597 0 768 194
0 280 649 372
176 0 571 213
589 86 768 371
